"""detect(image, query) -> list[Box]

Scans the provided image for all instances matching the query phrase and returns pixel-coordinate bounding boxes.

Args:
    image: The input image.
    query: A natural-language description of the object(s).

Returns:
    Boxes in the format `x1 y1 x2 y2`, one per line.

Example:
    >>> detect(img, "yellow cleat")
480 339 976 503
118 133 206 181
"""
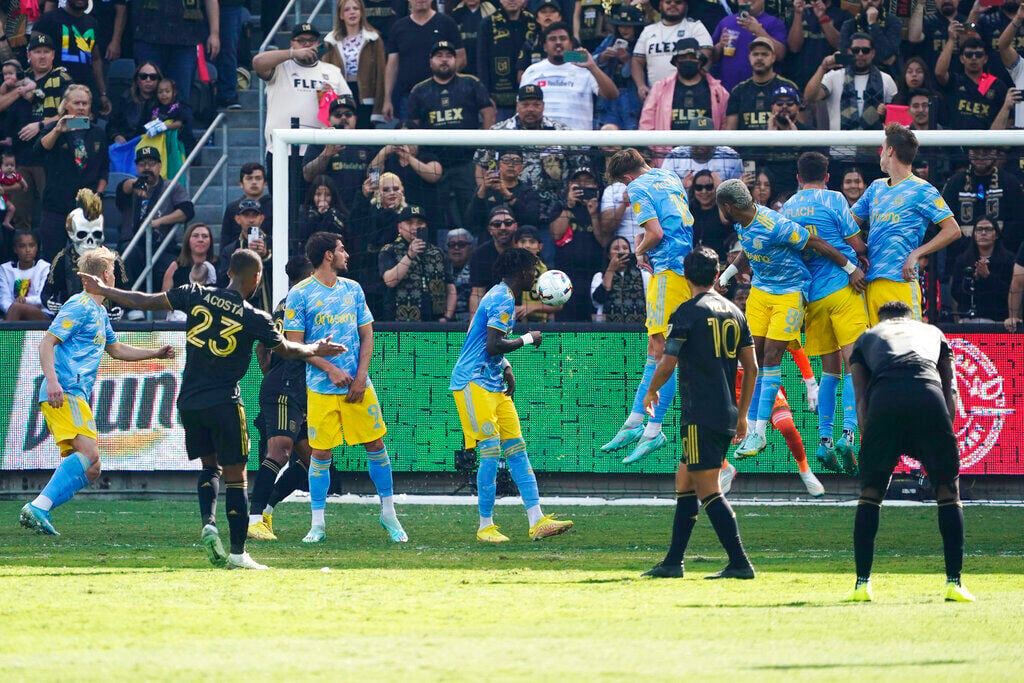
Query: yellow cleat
262 513 274 535
476 524 510 543
945 581 976 602
529 514 573 541
844 581 873 602
247 520 277 541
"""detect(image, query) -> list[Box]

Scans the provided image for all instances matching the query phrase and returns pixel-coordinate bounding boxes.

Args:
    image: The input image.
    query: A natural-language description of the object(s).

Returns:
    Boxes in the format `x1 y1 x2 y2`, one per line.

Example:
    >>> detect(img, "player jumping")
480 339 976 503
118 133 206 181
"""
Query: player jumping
284 232 408 544
19 247 174 536
80 248 346 570
601 148 694 464
450 248 573 542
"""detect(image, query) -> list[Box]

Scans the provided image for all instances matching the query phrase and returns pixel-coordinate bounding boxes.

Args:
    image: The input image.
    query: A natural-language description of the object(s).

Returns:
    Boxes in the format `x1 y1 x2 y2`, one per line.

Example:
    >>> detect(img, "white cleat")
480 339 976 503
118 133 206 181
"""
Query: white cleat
226 552 268 570
799 470 825 497
719 462 737 495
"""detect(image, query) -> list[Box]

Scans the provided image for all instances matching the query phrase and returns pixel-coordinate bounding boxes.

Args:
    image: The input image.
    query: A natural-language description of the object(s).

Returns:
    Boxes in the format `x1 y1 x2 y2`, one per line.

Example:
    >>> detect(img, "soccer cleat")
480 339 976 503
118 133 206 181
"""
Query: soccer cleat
19 503 59 536
844 580 874 602
719 462 737 496
529 514 574 541
302 525 326 544
201 524 227 567
601 424 644 452
733 433 767 459
226 552 269 570
816 444 842 473
642 562 684 578
835 436 858 474
622 432 668 465
247 520 277 541
705 563 756 580
380 515 409 543
799 470 825 497
262 513 274 535
476 524 510 543
945 580 976 602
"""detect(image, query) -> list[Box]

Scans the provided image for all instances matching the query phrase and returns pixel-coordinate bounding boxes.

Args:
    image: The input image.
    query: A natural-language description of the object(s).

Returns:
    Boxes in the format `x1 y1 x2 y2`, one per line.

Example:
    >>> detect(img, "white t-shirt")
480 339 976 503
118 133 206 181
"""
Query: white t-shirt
633 19 713 85
264 59 349 149
601 182 640 243
520 60 600 130
1009 57 1024 127
820 68 897 131
0 258 49 313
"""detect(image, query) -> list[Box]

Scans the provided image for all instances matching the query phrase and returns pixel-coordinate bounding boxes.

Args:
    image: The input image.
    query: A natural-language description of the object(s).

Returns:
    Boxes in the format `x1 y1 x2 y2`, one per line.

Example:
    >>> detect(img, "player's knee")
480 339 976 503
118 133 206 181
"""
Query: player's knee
648 334 665 359
265 437 292 465
363 438 385 453
500 437 526 458
936 479 960 503
858 487 884 505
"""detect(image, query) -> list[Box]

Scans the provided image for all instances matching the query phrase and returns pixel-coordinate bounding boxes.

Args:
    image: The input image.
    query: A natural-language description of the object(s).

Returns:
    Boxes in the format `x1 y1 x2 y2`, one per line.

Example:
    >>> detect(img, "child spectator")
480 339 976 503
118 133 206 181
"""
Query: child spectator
0 151 27 258
147 78 185 136
514 225 558 321
1 229 50 320
167 261 218 322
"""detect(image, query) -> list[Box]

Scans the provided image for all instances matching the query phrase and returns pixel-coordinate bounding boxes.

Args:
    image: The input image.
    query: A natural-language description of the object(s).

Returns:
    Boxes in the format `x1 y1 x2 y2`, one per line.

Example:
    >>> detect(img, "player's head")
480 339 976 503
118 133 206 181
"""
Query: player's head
716 178 754 224
78 246 117 286
682 246 720 289
729 283 751 312
880 123 918 174
306 231 348 274
877 300 913 322
228 248 263 298
285 254 314 286
796 151 829 185
605 147 649 185
494 247 538 291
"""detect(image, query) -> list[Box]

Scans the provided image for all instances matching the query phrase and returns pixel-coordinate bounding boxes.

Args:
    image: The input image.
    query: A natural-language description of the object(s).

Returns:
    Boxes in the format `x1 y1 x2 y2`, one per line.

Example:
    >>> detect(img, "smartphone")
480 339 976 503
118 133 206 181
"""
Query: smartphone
743 160 756 175
738 2 751 17
564 49 588 63
835 51 854 67
613 38 629 51
66 116 90 130
247 226 260 246
580 187 599 201
368 167 380 184
416 227 427 242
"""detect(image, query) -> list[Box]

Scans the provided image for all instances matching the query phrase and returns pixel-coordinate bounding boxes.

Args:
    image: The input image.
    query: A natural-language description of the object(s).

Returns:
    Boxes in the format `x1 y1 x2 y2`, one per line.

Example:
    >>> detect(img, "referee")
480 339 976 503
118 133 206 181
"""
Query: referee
846 301 974 603
642 247 758 580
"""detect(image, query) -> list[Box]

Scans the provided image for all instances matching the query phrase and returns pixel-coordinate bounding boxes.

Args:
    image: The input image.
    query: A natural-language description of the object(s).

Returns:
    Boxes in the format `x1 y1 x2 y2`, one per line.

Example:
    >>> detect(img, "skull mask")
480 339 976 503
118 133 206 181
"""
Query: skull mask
68 207 104 253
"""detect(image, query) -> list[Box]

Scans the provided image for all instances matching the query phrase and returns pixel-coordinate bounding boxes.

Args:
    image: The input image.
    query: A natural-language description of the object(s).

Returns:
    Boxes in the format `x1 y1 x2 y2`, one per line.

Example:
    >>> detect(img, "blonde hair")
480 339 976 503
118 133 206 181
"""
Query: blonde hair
76 188 103 220
78 246 116 276
371 171 408 210
332 0 373 37
57 84 92 116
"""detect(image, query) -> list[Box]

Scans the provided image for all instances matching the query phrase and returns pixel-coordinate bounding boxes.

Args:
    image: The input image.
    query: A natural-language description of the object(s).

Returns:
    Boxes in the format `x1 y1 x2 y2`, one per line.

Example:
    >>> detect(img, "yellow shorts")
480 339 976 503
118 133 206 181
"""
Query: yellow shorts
40 395 97 457
804 286 869 356
306 386 387 450
865 278 922 326
746 287 805 342
646 270 691 336
452 382 523 449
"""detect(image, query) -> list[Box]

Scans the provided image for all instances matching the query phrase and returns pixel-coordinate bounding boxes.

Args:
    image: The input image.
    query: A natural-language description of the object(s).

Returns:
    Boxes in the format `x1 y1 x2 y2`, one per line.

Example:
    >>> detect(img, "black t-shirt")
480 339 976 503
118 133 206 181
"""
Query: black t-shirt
670 79 712 130
259 297 306 402
664 291 753 434
219 196 274 262
386 13 464 98
407 75 492 165
165 284 283 409
382 148 443 227
302 144 373 210
978 9 1023 84
451 5 485 76
32 9 100 90
1017 241 1024 268
36 122 110 215
942 72 1007 131
726 75 797 130
917 14 966 77
364 0 405 38
469 239 502 289
850 318 950 396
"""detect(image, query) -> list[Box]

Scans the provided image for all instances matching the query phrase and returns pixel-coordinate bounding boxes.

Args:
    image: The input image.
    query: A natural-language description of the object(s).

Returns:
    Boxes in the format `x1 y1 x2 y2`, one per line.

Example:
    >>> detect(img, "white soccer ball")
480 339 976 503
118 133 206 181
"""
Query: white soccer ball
536 269 573 306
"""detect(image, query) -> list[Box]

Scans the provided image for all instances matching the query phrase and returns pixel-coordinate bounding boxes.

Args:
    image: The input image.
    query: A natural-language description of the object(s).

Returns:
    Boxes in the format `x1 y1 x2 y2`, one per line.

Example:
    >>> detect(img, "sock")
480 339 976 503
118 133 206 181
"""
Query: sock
818 372 840 442
842 373 858 433
642 421 662 439
366 447 394 499
35 452 91 511
197 466 221 527
703 492 750 567
663 490 698 566
248 458 282 524
773 411 808 472
623 412 644 429
756 367 782 435
225 481 248 555
308 455 332 525
747 375 763 422
268 457 308 509
478 516 494 530
790 345 814 381
854 496 882 580
381 496 396 520
650 366 677 426
503 438 541 514
476 437 501 519
937 499 965 583
628 355 658 418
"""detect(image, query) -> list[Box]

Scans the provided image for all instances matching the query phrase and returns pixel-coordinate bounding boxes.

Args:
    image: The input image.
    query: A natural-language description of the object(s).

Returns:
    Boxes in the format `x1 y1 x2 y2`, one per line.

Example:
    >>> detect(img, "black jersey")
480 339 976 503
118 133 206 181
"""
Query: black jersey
166 284 283 410
670 80 712 130
850 318 951 396
407 74 492 165
726 74 798 130
665 291 753 434
259 298 307 402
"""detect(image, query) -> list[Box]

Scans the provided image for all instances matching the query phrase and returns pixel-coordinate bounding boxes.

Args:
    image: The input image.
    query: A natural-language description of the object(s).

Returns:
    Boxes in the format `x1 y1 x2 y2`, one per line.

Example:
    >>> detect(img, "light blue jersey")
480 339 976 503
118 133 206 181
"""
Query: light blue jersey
40 292 116 402
450 283 514 393
852 174 954 283
627 167 693 275
283 275 373 395
735 205 812 296
783 188 860 302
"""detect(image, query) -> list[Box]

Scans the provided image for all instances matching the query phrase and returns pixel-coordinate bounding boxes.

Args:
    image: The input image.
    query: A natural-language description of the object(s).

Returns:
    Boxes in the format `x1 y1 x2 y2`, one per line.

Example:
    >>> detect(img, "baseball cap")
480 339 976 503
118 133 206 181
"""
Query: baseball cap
330 94 357 113
135 146 161 163
671 38 702 64
237 198 263 215
688 116 714 131
608 4 645 26
569 166 596 181
28 33 56 51
488 205 515 220
514 225 542 242
518 84 544 101
771 84 801 104
292 23 319 39
430 40 457 57
750 36 774 52
397 205 428 223
535 0 562 12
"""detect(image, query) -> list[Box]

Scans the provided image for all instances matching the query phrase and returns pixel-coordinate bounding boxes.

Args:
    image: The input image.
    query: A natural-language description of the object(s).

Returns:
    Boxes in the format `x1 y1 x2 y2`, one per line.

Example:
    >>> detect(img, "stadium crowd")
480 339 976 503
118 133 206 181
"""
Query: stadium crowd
1 0 1024 327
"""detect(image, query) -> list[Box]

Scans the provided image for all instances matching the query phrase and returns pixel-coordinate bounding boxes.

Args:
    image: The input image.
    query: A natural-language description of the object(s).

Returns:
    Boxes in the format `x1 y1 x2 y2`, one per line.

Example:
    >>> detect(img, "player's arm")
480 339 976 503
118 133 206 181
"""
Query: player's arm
346 323 375 403
734 344 757 443
1005 263 1024 331
902 215 961 282
805 234 866 292
486 326 541 356
274 332 346 361
38 333 64 408
78 272 173 310
105 342 175 362
719 252 748 287
255 341 272 374
937 345 958 423
635 217 663 262
850 360 870 428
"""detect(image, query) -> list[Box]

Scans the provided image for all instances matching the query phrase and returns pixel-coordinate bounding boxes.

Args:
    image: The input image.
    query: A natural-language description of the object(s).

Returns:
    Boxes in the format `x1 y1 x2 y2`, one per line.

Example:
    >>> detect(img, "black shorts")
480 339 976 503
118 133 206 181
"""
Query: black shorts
256 393 308 443
859 379 960 492
179 401 251 466
680 424 732 471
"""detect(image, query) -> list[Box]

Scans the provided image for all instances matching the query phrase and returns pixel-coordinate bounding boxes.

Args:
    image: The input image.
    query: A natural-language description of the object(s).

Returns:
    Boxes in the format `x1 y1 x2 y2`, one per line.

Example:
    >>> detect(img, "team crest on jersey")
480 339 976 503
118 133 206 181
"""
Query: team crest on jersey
343 295 354 306
496 57 510 75
753 238 763 250
441 94 451 108
632 201 641 214
315 299 324 307
893 195 904 206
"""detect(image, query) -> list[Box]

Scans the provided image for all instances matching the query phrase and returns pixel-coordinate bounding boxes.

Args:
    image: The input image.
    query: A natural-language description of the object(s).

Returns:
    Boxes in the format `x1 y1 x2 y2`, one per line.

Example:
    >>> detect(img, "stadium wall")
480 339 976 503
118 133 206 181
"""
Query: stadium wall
0 324 1021 478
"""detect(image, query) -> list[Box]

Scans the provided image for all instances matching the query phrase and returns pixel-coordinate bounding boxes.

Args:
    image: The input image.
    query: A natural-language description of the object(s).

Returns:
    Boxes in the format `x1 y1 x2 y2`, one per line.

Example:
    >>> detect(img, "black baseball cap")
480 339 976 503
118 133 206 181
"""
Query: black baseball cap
237 198 263 215
397 204 428 223
292 23 320 39
671 38 702 64
28 33 56 51
535 0 562 11
514 225 541 242
135 146 161 162
430 40 457 57
488 205 515 220
518 84 544 101
330 94 357 113
569 166 596 181
608 4 645 26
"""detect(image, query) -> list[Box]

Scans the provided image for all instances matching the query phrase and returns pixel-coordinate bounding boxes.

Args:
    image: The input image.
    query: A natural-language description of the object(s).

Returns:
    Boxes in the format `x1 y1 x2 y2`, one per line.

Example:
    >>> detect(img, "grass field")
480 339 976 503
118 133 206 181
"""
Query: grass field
1 500 1022 681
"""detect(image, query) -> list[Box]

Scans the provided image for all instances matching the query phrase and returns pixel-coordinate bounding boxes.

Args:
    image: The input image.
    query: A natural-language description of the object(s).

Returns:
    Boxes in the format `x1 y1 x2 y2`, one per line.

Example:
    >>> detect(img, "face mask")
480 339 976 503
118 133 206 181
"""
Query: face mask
677 61 700 78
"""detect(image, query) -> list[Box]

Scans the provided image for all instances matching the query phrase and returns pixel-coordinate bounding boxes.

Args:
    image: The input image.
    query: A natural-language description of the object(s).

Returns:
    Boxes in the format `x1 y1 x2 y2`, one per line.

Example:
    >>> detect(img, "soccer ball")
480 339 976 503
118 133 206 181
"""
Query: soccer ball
536 269 573 306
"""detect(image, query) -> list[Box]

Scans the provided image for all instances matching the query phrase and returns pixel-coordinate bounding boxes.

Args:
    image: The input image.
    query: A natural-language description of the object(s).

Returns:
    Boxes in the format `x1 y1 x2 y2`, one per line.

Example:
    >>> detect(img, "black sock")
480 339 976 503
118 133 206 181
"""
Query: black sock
854 496 882 580
663 490 698 566
249 459 282 517
937 500 965 583
197 467 221 527
225 481 249 555
702 492 749 567
268 457 308 509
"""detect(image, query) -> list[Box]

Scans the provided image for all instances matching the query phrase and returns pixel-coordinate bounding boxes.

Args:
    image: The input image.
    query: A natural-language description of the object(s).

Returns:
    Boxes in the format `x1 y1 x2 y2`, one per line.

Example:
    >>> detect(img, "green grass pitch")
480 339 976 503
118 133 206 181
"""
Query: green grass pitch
1 501 1022 681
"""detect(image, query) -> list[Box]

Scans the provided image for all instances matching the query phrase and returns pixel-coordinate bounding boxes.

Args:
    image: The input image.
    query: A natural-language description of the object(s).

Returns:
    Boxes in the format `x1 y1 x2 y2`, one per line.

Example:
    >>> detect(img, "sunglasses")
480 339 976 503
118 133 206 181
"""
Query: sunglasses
489 219 516 227
850 47 872 54
974 225 996 232
335 110 356 118
137 73 159 81
963 51 986 59
500 157 523 164
448 241 472 248
694 183 714 191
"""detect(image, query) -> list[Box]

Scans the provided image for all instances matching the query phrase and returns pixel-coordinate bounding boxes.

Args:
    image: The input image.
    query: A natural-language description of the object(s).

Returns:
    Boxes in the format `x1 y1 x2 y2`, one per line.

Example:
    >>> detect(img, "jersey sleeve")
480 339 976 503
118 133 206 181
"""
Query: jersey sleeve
283 286 306 333
737 312 753 349
629 181 658 226
917 183 955 225
485 293 515 335
250 307 285 347
164 283 197 312
774 216 810 250
104 316 117 346
356 284 373 326
836 193 862 239
851 182 874 221
46 299 81 342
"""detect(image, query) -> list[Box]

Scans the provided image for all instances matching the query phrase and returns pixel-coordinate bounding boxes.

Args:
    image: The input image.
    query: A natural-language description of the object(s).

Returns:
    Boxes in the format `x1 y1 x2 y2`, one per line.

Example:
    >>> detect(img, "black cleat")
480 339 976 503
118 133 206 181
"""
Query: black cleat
704 563 756 580
642 562 684 578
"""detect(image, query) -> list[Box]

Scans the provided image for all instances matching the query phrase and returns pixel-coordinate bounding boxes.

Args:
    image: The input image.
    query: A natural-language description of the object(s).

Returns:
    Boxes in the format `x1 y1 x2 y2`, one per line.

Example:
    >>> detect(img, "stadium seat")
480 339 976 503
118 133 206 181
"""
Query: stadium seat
106 172 135 197
107 58 136 106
